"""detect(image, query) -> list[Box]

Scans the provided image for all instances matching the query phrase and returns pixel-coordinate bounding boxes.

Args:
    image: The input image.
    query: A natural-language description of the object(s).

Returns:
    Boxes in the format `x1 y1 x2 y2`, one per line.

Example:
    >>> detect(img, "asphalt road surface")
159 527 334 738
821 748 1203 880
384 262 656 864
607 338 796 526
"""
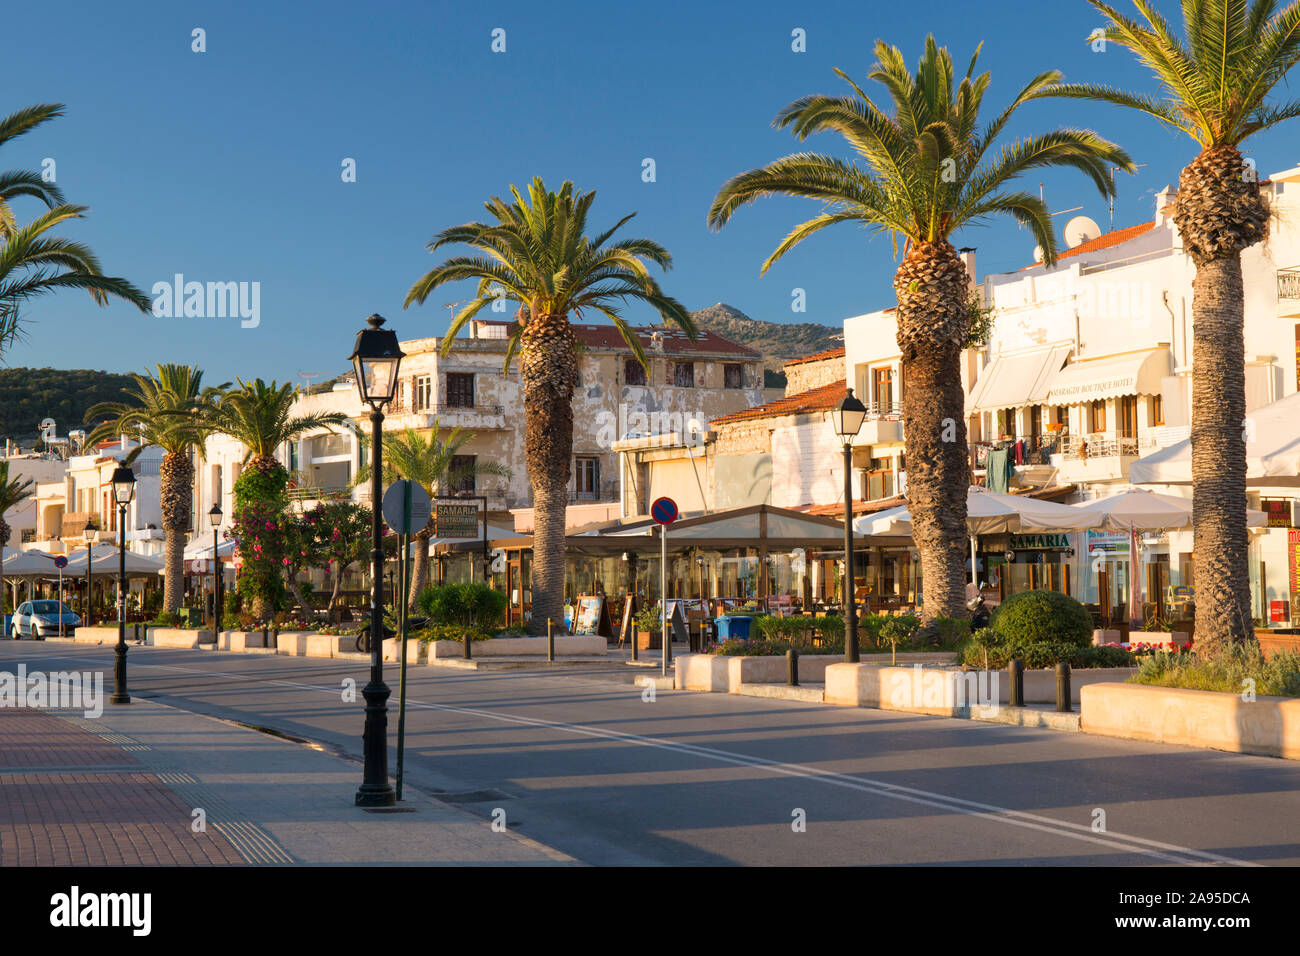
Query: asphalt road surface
4 641 1298 866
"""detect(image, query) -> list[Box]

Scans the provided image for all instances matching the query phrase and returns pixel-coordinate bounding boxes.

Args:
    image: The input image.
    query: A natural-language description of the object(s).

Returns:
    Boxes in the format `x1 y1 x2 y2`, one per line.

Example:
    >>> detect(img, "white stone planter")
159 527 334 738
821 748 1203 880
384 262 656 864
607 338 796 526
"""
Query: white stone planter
675 653 841 692
1081 683 1300 760
426 635 607 660
382 638 425 663
150 627 213 648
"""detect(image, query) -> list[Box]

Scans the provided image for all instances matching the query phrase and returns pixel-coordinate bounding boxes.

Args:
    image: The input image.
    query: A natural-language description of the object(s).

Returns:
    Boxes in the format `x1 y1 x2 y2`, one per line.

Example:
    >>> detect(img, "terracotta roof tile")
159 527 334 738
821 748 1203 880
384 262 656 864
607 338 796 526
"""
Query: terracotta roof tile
784 346 846 368
1021 221 1158 270
472 320 759 357
711 381 846 427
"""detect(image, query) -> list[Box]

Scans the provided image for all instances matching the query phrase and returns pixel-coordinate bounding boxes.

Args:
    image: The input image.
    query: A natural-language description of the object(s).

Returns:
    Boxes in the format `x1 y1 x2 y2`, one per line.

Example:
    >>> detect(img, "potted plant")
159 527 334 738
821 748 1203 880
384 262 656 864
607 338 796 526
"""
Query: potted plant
635 604 663 650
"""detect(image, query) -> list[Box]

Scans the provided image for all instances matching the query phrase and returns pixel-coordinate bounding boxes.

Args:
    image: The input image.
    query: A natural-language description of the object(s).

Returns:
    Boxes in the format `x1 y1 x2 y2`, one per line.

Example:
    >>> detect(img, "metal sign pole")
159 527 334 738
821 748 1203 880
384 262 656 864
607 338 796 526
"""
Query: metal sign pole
396 484 412 802
661 523 668 676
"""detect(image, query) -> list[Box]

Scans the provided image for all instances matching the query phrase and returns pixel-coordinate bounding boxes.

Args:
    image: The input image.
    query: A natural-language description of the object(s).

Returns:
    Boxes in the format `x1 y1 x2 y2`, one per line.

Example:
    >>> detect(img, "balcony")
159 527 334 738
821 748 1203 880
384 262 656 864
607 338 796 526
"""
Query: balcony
385 402 508 431
852 402 904 447
1057 434 1155 483
1278 267 1300 317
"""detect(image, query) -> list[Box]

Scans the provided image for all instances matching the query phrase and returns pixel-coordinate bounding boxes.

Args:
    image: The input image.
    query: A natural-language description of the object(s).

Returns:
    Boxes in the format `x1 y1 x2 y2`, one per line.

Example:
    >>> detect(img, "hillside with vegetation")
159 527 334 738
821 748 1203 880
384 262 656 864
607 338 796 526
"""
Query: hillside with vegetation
0 367 138 442
689 303 842 379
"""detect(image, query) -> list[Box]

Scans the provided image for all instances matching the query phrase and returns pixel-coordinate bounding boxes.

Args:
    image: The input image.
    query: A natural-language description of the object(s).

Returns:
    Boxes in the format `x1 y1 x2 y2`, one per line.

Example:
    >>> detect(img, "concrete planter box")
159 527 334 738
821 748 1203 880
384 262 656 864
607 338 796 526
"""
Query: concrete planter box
674 653 841 692
274 631 314 656
1127 630 1190 646
427 635 607 659
73 625 142 645
382 637 425 663
218 629 274 651
150 627 213 648
1092 629 1121 645
824 662 1137 714
1080 682 1300 760
637 630 661 651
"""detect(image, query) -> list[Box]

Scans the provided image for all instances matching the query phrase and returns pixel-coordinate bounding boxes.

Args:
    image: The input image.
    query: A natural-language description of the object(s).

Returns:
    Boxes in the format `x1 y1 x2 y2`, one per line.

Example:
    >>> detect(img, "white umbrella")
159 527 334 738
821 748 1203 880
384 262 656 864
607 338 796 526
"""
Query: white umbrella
0 549 66 577
1068 488 1266 531
183 537 237 560
853 486 1092 587
62 545 164 578
1130 390 1300 486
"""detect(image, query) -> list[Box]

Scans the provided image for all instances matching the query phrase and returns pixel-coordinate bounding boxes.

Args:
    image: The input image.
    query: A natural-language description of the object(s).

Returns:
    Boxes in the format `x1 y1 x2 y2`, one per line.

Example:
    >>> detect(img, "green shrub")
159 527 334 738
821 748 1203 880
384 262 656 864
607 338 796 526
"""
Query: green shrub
149 611 180 628
879 615 920 653
754 615 813 642
712 636 843 657
932 616 972 649
989 590 1093 649
962 633 1137 669
635 604 663 633
417 583 507 630
1131 644 1300 696
416 624 492 644
813 615 845 642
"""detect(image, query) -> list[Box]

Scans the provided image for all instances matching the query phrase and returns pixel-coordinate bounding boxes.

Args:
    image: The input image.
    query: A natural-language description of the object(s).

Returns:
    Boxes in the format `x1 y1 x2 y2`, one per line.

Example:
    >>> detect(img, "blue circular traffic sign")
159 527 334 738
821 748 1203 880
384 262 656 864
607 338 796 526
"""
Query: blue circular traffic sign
650 497 678 525
54 555 68 569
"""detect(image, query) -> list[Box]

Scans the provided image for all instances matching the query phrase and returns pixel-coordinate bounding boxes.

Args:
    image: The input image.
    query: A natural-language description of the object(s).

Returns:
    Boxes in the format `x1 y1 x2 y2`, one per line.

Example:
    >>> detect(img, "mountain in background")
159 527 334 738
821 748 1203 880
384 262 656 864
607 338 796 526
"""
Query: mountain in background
689 303 842 386
0 367 137 443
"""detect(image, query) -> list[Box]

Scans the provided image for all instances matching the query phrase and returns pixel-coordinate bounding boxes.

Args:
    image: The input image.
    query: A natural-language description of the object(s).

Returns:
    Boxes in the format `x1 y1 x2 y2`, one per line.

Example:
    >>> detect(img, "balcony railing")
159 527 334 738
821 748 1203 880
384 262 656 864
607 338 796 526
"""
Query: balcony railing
287 485 352 501
866 401 903 420
1279 267 1300 301
387 401 504 417
1061 435 1153 460
972 434 1064 468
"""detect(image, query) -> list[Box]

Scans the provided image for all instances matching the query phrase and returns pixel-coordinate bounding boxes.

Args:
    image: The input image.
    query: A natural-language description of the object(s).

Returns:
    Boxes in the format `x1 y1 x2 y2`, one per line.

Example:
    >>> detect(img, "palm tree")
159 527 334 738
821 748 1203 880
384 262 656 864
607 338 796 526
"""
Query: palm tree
0 461 36 614
1039 1 1300 650
405 177 695 632
709 38 1132 622
354 425 512 609
208 379 351 482
86 365 223 613
0 103 149 356
0 103 67 236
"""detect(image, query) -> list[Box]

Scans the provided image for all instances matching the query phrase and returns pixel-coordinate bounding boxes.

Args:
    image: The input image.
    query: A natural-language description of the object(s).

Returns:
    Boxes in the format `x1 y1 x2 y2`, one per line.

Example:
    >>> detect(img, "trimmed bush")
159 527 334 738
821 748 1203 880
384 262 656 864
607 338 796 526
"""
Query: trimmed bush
1132 643 1300 696
417 583 507 630
989 590 1093 649
416 624 492 644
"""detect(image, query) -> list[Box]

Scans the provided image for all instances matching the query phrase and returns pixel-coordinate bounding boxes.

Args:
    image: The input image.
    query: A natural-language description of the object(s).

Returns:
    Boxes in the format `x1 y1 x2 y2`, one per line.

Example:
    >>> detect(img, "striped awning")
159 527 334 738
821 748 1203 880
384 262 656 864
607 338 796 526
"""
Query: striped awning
1044 348 1173 406
967 344 1072 413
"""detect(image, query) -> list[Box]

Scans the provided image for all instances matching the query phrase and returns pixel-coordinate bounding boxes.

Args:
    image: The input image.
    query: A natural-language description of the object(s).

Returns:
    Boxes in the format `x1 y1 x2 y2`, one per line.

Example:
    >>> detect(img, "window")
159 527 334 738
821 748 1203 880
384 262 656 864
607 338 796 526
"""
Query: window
1151 394 1164 426
1089 399 1107 433
998 408 1017 440
415 375 432 411
873 367 893 412
673 361 695 388
575 456 601 499
724 364 743 389
865 456 894 501
1119 395 1138 439
448 455 476 494
1029 405 1043 438
624 358 648 386
447 373 474 408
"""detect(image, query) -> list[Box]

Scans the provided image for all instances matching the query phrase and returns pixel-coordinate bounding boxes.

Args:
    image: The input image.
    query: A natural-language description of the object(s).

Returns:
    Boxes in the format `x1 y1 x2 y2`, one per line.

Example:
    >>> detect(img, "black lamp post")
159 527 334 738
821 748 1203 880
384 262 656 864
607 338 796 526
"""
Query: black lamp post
350 313 403 807
110 466 136 704
209 505 223 639
830 389 867 663
83 516 98 625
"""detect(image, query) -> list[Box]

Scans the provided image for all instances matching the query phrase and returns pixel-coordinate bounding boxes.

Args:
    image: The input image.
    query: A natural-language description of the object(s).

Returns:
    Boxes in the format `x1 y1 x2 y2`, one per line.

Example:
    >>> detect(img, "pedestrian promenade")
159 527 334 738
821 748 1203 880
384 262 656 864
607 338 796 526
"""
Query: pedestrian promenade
0 701 573 866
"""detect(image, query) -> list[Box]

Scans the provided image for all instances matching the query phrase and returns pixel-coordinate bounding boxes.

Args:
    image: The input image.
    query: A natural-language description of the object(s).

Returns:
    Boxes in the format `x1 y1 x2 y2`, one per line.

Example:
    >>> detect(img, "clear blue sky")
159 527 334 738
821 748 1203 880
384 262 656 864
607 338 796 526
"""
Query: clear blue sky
3 0 1296 384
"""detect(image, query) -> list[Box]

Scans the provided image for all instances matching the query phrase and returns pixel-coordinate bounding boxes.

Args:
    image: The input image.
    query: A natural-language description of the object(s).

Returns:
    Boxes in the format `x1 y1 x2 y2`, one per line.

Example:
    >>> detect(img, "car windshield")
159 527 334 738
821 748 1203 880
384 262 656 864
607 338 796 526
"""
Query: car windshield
31 601 66 614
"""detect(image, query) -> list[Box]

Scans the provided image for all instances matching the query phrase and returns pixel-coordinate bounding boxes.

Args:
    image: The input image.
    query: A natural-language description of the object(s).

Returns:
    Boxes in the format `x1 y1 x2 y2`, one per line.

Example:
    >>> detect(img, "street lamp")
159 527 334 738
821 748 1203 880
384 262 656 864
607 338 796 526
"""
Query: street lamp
350 313 403 807
209 505 223 640
830 389 868 663
83 516 98 625
110 466 136 705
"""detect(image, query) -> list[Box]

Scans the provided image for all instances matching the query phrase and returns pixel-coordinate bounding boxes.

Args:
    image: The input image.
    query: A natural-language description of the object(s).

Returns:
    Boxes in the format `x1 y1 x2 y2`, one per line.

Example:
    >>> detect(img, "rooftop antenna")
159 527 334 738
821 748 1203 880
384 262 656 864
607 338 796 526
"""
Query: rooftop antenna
1108 164 1148 232
1026 183 1085 262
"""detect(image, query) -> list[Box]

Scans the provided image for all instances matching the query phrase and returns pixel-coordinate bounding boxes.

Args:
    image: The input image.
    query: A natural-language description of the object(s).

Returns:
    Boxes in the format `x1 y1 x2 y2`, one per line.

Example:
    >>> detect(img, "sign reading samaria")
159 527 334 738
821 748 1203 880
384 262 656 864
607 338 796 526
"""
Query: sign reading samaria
435 503 480 538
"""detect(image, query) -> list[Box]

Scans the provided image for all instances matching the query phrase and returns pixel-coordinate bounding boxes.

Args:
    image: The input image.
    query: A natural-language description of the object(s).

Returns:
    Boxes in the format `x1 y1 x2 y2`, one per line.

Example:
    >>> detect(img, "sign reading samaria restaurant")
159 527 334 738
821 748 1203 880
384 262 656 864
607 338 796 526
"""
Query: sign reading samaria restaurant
434 503 479 538
1008 533 1071 550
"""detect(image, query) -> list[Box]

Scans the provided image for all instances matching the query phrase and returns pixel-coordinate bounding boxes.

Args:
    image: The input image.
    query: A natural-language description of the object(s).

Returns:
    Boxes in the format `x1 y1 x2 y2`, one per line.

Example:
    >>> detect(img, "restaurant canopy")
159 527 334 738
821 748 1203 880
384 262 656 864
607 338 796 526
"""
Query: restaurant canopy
1130 390 1300 487
1067 488 1266 531
0 545 163 579
1044 347 1172 406
854 486 1093 536
966 343 1072 414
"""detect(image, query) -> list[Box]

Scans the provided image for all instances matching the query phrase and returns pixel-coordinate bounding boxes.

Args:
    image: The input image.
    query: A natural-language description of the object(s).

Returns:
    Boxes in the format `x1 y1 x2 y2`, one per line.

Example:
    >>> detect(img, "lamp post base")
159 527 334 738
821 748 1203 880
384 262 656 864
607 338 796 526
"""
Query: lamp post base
354 679 395 807
111 641 131 705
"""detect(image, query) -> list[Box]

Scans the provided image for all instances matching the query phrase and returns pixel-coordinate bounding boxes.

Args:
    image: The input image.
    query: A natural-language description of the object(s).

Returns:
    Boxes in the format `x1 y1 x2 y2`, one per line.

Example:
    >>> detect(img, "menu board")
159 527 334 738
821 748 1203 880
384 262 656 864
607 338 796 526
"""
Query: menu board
1263 498 1293 528
573 595 613 636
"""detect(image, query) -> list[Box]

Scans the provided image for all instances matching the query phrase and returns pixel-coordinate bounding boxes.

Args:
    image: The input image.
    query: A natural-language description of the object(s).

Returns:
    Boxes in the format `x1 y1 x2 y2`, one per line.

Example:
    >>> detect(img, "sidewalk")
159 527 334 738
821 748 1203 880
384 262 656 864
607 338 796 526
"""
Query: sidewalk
0 702 573 866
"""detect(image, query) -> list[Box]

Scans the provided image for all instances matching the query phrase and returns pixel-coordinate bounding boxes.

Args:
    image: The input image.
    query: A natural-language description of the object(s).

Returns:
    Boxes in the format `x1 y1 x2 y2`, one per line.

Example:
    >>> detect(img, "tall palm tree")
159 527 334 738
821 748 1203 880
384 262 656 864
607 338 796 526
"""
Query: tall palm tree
354 425 512 609
0 461 36 614
208 379 351 481
0 103 149 356
1039 0 1300 650
709 38 1132 621
86 365 223 613
405 177 695 632
0 103 67 236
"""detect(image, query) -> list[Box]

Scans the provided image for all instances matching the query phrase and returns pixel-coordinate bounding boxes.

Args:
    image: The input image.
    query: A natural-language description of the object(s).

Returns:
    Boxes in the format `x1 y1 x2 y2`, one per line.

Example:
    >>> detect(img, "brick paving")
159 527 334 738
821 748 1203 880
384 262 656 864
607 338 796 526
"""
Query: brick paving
0 708 246 866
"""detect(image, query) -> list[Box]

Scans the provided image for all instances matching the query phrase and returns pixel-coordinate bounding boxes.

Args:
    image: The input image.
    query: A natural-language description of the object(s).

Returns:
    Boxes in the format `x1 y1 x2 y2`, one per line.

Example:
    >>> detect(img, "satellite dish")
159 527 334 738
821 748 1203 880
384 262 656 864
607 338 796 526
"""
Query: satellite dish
1063 215 1102 249
1032 245 1045 263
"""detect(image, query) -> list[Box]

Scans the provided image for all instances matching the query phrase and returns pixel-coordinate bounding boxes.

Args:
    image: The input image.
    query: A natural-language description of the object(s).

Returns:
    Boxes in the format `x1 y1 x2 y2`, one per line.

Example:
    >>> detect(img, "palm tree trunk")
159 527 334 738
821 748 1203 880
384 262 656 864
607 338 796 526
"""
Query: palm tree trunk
1190 254 1251 652
159 450 194 613
1172 146 1269 654
407 530 430 611
520 313 578 635
894 241 971 622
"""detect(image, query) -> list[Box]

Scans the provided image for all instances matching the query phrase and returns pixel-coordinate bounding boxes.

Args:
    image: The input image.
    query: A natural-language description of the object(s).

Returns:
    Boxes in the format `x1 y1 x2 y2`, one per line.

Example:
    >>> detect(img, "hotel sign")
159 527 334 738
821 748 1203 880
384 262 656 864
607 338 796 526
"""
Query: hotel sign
1008 533 1071 550
1045 375 1137 404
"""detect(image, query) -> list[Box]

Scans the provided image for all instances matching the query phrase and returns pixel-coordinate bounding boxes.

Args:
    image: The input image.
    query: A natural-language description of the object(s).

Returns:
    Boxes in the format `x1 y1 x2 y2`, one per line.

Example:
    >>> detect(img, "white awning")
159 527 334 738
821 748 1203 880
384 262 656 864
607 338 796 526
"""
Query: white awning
967 344 1072 413
1044 348 1172 406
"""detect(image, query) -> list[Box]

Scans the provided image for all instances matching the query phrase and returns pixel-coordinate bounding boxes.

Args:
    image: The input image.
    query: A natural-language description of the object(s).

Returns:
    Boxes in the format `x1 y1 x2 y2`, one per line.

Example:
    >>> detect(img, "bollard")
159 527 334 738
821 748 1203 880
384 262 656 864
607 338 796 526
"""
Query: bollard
547 618 555 662
463 622 472 660
787 647 799 687
1008 658 1024 708
1056 660 1072 713
262 623 269 650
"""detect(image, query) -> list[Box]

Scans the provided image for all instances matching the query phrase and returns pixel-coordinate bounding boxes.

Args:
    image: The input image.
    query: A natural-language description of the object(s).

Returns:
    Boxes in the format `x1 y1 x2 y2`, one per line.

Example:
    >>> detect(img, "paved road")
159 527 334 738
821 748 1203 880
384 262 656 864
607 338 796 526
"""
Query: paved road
4 641 1298 866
